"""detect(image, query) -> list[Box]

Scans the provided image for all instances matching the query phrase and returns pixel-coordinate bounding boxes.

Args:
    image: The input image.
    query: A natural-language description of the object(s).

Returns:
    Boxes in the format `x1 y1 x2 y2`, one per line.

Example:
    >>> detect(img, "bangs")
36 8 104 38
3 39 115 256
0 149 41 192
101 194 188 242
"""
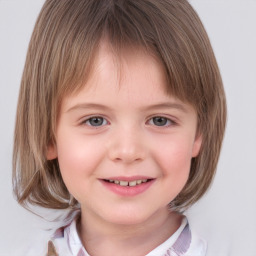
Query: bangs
50 0 215 107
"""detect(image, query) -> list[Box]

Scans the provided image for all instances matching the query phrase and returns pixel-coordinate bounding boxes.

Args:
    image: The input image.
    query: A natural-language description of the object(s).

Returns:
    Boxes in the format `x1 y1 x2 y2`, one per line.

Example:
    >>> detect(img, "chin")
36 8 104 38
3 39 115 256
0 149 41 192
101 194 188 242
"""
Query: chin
107 215 148 226
102 208 155 226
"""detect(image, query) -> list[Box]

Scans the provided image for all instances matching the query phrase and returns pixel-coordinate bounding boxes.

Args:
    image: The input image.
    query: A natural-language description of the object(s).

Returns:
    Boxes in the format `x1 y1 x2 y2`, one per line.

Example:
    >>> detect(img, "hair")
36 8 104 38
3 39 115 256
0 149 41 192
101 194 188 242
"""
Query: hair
13 0 226 212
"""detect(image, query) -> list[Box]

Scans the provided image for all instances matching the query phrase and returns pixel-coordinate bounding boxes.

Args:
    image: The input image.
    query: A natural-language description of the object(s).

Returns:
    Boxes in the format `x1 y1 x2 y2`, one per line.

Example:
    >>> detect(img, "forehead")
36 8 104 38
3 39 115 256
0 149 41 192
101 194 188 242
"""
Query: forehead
60 40 194 116
93 41 168 90
62 41 166 103
58 38 199 119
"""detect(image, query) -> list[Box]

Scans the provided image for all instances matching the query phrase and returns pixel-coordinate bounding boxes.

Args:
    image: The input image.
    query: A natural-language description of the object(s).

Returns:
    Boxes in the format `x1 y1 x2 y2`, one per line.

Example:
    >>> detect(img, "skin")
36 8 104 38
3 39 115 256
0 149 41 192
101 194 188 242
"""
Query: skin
47 41 202 255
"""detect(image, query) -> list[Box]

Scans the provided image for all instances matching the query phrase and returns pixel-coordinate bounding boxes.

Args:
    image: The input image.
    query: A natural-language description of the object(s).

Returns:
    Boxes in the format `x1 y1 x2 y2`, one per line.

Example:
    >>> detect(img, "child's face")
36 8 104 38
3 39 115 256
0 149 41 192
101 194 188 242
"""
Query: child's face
48 42 202 225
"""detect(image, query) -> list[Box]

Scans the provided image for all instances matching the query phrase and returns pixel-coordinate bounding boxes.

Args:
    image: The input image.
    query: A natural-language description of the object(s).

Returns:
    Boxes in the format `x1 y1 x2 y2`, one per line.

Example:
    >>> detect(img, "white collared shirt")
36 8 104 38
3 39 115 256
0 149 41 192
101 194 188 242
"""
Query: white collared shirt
49 216 206 256
24 214 207 256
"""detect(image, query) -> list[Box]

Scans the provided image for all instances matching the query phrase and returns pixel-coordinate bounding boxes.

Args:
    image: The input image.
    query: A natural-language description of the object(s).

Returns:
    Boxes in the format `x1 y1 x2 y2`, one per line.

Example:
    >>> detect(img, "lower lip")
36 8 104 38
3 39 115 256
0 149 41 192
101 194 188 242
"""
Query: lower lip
100 180 155 197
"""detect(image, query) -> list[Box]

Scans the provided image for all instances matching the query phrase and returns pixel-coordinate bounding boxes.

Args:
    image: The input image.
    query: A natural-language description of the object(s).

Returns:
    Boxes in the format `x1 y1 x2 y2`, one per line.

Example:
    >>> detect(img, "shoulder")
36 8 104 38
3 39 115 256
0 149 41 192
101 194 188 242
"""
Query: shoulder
170 217 207 256
185 231 207 256
49 211 87 256
147 216 207 256
22 221 79 256
184 221 207 256
20 210 83 256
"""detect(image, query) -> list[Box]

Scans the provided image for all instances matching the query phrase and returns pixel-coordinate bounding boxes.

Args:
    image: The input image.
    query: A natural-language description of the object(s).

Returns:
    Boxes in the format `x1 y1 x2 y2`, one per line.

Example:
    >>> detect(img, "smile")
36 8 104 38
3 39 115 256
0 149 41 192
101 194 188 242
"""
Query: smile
104 179 150 187
101 177 155 196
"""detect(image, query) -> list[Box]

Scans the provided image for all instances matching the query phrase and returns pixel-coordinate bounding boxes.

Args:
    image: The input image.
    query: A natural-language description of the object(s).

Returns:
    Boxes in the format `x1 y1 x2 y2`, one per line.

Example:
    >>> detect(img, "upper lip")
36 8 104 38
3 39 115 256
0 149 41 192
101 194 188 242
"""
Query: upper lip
101 176 155 181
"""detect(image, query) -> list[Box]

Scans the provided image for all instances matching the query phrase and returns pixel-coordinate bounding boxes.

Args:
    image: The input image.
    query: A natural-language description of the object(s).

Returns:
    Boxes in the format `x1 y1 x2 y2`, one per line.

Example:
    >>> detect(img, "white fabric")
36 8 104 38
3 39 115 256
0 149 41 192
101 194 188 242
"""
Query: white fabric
24 215 206 256
146 217 188 256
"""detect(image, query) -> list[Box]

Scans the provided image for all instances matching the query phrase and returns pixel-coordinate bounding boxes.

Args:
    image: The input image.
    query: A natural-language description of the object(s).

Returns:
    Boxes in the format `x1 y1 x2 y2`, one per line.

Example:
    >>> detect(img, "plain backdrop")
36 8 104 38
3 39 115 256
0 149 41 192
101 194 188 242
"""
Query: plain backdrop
0 0 256 255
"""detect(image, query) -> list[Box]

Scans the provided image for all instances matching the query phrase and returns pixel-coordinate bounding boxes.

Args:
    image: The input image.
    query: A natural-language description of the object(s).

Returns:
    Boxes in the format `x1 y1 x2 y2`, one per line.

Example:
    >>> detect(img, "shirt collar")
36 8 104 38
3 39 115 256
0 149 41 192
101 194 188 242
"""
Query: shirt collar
51 214 192 256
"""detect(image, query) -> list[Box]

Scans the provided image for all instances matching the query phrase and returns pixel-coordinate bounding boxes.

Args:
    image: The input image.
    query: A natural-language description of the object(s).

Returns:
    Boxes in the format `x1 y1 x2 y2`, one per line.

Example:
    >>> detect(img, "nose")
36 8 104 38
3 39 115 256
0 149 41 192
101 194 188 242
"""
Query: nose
107 127 146 164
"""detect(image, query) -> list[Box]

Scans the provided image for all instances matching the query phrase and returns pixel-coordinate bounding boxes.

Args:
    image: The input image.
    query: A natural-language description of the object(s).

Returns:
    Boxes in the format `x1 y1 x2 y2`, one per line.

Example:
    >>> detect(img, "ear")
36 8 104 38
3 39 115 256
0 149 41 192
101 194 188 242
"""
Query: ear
46 143 58 160
192 134 202 157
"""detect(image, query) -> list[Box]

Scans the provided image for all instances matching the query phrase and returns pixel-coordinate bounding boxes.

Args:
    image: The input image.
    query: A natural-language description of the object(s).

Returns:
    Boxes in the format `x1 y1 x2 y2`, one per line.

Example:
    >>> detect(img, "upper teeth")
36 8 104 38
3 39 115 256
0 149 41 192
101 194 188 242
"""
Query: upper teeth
108 179 148 186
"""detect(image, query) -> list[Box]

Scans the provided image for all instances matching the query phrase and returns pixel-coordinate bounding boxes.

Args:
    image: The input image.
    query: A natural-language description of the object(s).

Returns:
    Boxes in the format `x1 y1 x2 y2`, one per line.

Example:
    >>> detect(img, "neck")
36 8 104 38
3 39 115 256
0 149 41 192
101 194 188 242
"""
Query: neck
78 208 182 256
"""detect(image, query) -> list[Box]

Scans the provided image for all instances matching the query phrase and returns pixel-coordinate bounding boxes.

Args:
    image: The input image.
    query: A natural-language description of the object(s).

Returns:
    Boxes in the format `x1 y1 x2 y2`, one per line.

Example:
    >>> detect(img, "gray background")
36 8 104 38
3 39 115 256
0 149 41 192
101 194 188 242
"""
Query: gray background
0 0 256 255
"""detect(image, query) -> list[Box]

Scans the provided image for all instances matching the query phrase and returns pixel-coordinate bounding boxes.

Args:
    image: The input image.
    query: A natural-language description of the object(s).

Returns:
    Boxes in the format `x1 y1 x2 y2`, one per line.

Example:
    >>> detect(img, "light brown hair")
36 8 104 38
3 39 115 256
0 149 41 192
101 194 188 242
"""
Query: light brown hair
13 0 226 211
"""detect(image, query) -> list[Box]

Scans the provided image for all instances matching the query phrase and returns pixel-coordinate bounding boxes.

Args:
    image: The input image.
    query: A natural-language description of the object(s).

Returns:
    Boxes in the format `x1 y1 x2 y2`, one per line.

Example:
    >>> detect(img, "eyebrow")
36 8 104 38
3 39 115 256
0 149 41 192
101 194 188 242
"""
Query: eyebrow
65 102 188 113
143 102 188 113
65 103 112 113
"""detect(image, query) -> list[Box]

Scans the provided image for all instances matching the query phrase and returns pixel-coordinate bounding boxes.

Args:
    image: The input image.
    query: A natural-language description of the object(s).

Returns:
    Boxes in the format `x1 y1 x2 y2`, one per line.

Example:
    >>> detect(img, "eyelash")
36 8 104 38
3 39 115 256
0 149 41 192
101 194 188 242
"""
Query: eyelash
147 116 176 127
82 116 109 127
80 115 176 128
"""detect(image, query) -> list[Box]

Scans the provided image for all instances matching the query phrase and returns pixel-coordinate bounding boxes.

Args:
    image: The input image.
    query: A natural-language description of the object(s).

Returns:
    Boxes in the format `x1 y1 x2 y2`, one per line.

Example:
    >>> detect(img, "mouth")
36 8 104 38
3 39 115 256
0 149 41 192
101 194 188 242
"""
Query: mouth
103 179 152 187
100 177 155 196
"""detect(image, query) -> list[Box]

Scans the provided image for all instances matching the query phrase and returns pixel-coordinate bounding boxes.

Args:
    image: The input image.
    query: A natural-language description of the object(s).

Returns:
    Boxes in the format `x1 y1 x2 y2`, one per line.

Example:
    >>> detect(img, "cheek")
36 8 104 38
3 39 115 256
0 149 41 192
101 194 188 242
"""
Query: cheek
56 136 105 201
156 142 193 200
56 133 103 184
153 136 194 177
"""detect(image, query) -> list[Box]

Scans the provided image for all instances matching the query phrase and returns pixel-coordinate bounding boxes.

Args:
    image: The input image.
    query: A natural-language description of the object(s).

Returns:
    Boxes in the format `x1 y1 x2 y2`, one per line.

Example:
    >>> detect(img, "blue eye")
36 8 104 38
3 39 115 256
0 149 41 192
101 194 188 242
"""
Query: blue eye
149 116 172 126
85 117 108 127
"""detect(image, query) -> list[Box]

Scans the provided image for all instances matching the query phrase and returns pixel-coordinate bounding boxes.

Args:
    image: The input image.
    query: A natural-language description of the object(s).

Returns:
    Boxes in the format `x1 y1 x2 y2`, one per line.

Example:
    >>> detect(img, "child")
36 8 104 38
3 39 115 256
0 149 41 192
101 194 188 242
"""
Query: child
13 0 226 255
